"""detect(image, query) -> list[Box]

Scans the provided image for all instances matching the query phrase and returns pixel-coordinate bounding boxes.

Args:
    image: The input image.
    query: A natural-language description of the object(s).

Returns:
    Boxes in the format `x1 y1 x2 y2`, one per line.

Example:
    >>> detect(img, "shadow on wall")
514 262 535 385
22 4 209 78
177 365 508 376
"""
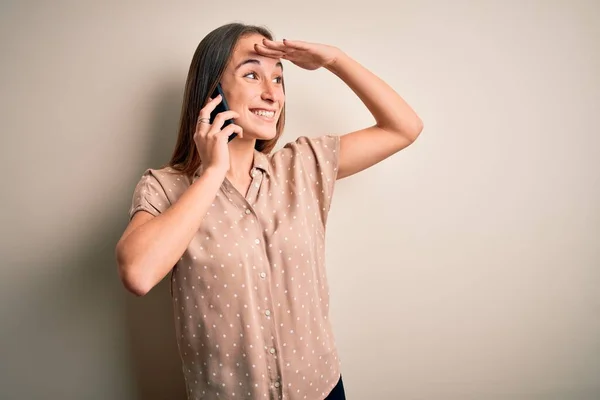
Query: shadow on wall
125 279 187 400
0 80 187 399
123 79 187 400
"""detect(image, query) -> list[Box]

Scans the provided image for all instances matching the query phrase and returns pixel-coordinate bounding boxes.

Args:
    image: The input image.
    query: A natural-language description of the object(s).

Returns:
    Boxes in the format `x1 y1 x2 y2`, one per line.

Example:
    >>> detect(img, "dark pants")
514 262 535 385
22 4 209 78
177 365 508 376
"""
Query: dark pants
324 375 346 399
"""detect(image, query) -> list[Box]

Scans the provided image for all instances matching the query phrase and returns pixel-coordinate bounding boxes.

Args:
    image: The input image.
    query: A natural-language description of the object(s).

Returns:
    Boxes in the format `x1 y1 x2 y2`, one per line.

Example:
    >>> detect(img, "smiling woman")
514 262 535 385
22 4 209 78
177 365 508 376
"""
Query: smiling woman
217 35 286 143
168 23 287 178
116 21 422 400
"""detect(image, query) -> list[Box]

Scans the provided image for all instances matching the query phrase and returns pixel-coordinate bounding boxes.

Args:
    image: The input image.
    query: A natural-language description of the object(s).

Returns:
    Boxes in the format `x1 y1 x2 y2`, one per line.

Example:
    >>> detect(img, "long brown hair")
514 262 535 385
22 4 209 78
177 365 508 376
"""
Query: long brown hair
167 23 286 177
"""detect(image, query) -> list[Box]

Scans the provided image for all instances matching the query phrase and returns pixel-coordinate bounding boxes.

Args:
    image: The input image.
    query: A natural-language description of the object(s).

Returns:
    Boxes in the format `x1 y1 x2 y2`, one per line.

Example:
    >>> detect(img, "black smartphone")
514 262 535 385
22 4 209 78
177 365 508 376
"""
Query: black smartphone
210 83 237 142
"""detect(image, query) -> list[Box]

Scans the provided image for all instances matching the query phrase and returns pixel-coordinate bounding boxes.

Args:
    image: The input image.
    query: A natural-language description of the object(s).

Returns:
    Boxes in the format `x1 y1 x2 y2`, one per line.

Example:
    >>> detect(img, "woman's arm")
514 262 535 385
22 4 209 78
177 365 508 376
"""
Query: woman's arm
257 39 423 180
115 167 226 296
325 50 423 179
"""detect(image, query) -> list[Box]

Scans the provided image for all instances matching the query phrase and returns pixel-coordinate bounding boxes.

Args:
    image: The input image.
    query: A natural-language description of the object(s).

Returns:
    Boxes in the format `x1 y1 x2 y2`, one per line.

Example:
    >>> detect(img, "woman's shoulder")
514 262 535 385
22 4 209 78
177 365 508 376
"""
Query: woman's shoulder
270 134 340 165
272 135 340 156
133 165 193 192
138 164 188 179
278 134 338 150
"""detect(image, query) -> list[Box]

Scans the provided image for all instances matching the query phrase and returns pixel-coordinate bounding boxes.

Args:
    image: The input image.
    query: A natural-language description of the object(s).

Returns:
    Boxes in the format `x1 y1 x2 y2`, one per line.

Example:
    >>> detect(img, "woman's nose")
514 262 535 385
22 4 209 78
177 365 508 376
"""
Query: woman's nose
260 81 278 102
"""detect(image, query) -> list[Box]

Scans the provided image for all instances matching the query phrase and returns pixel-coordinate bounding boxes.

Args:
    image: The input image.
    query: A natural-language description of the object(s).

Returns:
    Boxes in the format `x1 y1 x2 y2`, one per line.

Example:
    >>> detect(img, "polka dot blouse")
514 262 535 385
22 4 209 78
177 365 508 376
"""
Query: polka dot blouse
128 135 341 400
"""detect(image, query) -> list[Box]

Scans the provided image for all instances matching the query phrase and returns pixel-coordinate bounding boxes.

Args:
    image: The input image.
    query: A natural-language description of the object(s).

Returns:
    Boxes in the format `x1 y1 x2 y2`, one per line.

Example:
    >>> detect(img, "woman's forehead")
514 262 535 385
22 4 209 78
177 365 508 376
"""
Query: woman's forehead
229 35 282 70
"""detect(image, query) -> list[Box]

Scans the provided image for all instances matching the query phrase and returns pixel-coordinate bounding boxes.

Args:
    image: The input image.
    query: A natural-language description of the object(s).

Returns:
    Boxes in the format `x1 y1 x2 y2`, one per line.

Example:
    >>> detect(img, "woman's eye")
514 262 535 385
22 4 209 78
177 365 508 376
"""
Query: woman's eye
273 76 283 84
244 72 257 79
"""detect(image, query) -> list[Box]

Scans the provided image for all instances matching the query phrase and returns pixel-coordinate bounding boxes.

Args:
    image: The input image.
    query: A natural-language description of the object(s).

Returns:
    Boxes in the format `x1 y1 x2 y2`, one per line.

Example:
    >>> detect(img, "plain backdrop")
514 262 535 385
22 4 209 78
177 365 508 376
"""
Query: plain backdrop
1 0 599 399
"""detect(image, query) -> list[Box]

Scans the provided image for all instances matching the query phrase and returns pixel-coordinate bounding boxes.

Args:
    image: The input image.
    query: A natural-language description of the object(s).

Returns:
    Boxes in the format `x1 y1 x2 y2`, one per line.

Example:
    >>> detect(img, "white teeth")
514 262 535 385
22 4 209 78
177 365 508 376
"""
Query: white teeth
252 110 275 118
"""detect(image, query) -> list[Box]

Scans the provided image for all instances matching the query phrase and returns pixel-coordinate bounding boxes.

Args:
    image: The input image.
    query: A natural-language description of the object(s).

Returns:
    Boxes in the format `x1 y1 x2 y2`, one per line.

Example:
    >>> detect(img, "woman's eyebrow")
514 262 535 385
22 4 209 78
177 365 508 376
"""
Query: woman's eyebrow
235 58 284 72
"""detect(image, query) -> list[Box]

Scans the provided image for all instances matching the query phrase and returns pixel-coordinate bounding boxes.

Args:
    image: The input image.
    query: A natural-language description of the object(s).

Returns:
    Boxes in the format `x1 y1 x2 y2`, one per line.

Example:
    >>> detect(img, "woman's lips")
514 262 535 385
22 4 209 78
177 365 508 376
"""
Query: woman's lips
250 109 276 122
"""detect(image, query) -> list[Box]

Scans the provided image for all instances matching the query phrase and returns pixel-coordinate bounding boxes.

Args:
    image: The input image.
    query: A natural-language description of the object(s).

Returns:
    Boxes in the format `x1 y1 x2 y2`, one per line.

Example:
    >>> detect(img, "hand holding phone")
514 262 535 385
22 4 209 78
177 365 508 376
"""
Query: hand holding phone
210 83 237 142
194 93 242 173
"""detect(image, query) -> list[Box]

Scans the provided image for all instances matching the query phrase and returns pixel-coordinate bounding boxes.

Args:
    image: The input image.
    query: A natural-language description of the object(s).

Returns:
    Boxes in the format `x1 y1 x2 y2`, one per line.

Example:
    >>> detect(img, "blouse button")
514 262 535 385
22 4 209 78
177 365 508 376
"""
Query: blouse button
265 310 271 317
269 348 276 354
274 381 280 388
245 209 251 215
255 239 260 245
260 272 266 279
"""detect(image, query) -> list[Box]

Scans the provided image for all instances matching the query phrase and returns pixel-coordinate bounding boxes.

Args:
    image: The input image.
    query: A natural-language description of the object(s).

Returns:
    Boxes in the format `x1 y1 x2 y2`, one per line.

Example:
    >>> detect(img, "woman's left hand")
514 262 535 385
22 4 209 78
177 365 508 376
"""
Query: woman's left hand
255 38 341 71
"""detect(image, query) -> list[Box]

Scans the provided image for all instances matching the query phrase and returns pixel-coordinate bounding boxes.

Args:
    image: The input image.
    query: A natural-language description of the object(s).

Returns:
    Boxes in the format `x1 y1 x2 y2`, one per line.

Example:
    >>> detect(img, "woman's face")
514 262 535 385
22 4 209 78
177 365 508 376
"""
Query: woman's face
219 33 285 141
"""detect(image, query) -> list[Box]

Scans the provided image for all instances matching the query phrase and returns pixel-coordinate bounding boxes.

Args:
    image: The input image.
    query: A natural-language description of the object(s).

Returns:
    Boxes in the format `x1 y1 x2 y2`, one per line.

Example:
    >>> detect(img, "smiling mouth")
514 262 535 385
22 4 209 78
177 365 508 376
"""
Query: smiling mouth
250 109 276 120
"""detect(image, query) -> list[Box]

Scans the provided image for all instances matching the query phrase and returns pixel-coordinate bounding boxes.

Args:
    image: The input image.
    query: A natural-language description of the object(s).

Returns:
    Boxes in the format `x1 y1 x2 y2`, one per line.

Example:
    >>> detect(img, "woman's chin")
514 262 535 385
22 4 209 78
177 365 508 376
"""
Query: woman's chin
242 129 278 142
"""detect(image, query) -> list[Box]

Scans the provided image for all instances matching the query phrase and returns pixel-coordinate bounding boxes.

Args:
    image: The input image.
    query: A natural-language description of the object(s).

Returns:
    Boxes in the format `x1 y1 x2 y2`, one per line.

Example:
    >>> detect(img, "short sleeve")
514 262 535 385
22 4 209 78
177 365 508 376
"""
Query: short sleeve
283 134 340 227
128 169 171 221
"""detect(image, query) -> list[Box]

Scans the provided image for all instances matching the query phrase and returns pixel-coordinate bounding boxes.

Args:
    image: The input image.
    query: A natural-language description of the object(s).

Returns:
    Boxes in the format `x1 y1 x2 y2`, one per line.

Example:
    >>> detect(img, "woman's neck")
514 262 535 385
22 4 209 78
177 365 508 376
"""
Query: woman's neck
226 138 256 183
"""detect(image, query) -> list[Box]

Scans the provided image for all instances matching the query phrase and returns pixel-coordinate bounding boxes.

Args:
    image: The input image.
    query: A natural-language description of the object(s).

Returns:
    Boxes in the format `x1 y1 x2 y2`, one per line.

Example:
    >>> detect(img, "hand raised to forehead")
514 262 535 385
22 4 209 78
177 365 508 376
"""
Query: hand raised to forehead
254 38 341 71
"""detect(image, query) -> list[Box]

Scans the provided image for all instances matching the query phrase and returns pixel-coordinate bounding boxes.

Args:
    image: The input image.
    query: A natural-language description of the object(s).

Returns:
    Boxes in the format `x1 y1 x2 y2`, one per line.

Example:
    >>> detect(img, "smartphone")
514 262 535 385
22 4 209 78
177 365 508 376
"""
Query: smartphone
210 83 237 142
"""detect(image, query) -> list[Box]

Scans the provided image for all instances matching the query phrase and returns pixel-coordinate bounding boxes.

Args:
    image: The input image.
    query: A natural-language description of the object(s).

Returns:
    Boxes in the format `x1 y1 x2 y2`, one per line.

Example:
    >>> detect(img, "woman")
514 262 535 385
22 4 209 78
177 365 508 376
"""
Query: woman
116 22 422 400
